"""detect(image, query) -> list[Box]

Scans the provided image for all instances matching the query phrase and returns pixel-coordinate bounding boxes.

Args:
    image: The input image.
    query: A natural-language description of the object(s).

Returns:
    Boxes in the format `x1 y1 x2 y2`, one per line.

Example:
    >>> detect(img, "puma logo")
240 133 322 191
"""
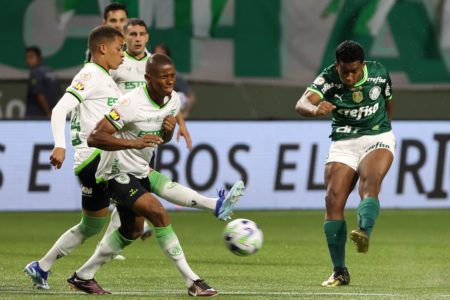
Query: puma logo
334 94 344 102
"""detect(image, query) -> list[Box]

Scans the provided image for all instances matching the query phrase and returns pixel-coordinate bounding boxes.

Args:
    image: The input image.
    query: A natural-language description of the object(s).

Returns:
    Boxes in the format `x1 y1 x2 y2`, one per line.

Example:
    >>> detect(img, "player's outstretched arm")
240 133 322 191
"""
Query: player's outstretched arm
88 118 163 150
50 93 79 169
175 113 192 150
295 90 335 117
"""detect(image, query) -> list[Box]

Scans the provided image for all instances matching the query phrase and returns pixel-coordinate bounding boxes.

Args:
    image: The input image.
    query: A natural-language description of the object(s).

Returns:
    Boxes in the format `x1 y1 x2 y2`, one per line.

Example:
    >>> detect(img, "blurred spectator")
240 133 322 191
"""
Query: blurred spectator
25 46 61 119
152 44 196 118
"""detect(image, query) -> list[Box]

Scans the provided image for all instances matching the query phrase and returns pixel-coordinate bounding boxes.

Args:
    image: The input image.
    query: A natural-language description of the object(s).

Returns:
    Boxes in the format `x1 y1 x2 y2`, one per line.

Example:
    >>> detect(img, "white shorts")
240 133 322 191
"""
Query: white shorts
325 130 396 171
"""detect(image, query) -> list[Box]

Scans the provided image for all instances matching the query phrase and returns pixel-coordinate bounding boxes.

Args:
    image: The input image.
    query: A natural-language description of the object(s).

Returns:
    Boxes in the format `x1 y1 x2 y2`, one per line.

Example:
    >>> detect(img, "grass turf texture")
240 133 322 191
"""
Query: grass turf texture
0 210 449 299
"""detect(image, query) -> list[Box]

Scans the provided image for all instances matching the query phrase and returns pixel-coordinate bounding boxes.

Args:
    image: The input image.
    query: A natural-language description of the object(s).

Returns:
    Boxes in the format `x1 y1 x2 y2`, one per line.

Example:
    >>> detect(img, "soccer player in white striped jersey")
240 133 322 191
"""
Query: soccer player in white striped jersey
66 53 243 296
24 25 125 291
106 19 193 244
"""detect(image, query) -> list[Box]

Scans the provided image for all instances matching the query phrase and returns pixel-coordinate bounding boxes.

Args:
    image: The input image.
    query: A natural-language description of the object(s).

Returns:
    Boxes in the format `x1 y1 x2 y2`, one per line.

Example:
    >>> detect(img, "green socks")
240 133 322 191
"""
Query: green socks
324 220 347 268
357 197 380 236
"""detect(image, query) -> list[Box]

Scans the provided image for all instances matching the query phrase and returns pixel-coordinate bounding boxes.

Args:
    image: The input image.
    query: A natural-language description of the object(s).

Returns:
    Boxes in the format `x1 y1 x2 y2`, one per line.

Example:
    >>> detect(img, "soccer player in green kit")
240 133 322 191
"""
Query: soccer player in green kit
295 40 395 287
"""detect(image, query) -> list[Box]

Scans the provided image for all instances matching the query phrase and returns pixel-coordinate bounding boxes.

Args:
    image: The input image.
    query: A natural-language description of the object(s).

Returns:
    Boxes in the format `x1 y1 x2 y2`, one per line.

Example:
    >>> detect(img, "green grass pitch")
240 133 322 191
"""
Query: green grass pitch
0 209 449 299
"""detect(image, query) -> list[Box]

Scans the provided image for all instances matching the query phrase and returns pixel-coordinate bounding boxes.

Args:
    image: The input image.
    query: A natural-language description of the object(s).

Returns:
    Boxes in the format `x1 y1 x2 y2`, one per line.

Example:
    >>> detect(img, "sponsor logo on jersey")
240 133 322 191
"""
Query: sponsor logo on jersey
137 129 163 137
336 125 359 134
72 81 84 91
385 83 392 97
337 103 379 120
367 76 386 84
107 97 118 106
124 81 145 90
320 82 343 94
109 109 120 121
369 86 381 100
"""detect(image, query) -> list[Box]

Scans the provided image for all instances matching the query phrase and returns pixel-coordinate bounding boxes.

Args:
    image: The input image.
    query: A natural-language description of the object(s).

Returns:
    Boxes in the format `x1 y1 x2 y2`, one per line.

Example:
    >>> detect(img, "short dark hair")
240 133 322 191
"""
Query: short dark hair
335 40 364 63
88 25 124 53
124 18 148 33
103 2 128 20
25 46 42 58
152 43 171 58
146 53 174 74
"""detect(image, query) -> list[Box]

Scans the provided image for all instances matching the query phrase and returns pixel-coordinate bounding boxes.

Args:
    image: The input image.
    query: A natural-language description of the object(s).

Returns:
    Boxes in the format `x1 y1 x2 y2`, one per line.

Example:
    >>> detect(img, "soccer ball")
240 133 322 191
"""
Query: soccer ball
223 218 263 256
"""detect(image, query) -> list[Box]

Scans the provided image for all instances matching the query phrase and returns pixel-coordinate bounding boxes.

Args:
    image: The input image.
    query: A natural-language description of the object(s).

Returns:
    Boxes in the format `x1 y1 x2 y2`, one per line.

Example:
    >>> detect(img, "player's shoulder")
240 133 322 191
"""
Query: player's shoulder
316 64 339 83
310 64 339 90
365 61 389 75
170 90 181 103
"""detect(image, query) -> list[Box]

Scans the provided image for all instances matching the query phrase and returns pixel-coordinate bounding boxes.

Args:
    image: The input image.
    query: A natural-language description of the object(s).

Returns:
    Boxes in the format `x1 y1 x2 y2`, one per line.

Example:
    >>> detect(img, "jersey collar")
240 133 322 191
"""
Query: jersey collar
85 62 110 76
354 64 368 87
144 85 171 109
125 51 148 61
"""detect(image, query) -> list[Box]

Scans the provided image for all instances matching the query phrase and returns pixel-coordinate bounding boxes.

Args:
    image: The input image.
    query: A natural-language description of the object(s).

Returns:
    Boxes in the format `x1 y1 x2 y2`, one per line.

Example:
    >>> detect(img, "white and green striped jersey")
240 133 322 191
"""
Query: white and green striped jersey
96 86 180 181
110 51 149 94
66 63 122 173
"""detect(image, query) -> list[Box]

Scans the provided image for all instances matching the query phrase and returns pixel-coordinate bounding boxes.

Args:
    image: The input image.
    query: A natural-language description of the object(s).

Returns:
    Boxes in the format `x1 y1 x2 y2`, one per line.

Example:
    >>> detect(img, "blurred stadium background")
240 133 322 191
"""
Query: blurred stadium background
1 0 450 298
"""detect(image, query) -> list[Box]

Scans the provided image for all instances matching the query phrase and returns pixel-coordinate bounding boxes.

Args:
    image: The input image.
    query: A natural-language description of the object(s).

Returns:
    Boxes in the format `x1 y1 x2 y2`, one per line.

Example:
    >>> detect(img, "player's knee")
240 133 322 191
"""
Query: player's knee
78 214 108 238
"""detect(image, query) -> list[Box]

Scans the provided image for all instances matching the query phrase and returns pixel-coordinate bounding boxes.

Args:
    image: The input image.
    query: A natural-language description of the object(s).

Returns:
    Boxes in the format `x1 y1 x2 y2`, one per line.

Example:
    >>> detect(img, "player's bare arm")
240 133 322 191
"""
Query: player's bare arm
88 118 163 150
295 90 335 117
50 148 65 169
162 114 177 144
175 113 193 150
386 99 394 120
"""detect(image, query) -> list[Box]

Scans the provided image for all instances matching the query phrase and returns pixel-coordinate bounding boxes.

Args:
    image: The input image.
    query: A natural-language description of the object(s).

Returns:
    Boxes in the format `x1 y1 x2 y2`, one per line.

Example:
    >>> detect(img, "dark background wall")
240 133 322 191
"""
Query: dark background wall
1 80 449 120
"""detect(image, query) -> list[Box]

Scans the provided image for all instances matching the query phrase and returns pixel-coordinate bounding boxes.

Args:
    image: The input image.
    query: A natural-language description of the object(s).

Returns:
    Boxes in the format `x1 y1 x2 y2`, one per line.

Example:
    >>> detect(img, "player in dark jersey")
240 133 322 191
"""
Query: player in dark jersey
295 40 395 287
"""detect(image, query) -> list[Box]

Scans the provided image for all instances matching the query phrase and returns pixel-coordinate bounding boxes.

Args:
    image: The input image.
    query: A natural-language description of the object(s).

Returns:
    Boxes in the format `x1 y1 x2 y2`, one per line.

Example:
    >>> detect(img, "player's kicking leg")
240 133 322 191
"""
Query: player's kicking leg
149 170 245 221
214 180 245 220
24 261 49 290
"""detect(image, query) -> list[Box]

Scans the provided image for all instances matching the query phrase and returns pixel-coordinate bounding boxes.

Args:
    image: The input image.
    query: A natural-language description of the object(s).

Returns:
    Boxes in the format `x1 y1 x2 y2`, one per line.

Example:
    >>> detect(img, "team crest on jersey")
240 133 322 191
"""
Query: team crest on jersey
109 109 121 121
313 76 325 85
72 81 84 91
115 174 130 184
352 91 363 103
369 86 381 100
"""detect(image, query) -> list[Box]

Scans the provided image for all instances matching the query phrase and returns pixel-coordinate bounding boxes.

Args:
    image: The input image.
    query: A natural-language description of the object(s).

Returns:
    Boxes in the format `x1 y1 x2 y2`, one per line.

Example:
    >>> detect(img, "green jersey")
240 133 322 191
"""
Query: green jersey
308 61 393 141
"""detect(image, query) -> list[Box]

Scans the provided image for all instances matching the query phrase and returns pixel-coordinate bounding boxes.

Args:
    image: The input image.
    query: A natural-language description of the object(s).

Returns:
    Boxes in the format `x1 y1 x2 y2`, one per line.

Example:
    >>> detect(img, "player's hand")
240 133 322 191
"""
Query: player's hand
313 101 336 117
133 134 163 149
163 115 177 132
177 125 193 150
50 147 66 169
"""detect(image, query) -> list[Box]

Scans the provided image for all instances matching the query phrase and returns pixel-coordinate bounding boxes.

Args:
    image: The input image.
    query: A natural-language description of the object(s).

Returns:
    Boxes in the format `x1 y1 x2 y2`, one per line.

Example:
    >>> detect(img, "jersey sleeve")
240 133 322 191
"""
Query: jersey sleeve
172 92 182 116
104 96 135 131
306 72 332 100
65 71 95 103
383 71 393 100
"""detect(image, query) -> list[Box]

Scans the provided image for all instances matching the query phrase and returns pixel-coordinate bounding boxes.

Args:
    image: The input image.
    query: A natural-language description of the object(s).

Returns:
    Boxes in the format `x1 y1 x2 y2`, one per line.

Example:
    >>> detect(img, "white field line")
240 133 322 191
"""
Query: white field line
0 289 416 297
